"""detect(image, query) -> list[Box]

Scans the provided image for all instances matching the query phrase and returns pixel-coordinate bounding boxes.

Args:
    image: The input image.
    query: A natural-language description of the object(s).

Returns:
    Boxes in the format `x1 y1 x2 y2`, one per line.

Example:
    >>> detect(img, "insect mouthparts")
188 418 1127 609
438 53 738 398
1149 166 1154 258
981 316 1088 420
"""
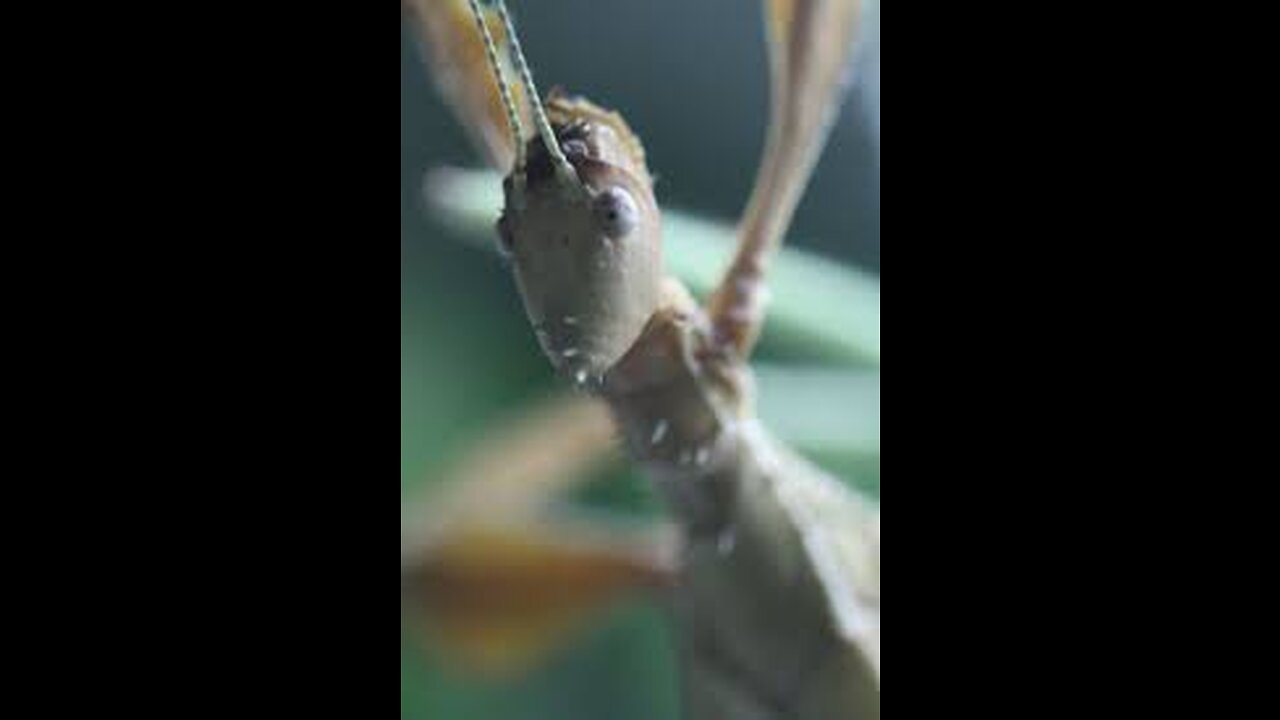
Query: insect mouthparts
523 134 567 188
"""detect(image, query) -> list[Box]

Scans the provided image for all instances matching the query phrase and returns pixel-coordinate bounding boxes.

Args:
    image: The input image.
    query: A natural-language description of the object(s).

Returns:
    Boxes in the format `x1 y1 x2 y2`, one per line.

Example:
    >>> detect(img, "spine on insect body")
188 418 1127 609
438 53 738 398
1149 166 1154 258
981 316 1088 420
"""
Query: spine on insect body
406 0 879 712
601 281 880 718
481 83 880 713
602 280 751 537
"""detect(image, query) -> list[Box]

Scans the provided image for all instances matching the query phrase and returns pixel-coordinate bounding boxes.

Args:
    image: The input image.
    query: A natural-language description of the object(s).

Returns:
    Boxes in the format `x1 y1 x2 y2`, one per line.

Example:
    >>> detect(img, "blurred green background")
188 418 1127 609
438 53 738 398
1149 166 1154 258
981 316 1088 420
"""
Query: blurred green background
402 2 879 717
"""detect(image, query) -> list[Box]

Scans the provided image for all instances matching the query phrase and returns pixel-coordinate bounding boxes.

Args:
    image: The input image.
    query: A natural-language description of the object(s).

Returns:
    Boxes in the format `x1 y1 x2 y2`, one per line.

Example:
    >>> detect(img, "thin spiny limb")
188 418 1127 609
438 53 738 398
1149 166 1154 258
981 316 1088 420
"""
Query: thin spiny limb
707 0 863 359
706 138 793 357
401 393 621 558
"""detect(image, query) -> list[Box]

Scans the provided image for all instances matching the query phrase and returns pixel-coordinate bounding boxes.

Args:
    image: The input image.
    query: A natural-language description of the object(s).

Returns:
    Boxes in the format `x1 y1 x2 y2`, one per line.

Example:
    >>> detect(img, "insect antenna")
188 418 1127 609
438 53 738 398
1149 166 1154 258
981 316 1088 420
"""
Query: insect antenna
464 0 527 173
491 0 580 186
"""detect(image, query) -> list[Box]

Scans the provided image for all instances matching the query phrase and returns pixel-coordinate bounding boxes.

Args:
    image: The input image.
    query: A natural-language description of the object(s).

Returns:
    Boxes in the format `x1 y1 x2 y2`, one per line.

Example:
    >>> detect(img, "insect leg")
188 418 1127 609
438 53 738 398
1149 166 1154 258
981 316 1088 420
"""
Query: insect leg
707 0 865 358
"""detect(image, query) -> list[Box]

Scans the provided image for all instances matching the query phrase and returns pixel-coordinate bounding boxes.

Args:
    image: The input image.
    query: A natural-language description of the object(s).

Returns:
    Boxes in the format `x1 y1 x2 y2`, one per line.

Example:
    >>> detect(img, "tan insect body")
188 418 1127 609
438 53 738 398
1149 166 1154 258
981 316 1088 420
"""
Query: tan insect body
403 1 879 717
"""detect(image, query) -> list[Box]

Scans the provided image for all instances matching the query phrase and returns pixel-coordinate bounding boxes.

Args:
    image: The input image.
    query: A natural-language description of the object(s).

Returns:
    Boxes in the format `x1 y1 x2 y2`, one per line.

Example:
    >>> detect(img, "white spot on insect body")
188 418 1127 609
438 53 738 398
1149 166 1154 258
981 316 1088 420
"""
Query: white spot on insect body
694 446 711 467
716 529 737 556
650 419 669 445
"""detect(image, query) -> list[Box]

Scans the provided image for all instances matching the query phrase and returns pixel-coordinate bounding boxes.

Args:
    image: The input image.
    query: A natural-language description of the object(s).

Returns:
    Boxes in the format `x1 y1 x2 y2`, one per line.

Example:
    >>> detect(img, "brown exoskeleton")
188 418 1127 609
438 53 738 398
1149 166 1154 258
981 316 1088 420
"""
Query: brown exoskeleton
403 1 878 717
497 93 664 389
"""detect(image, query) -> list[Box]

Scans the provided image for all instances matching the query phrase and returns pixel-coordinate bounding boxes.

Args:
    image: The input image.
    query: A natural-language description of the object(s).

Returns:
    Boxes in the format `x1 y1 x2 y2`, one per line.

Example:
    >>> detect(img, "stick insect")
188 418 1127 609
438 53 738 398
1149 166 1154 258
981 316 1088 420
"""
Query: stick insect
402 1 879 717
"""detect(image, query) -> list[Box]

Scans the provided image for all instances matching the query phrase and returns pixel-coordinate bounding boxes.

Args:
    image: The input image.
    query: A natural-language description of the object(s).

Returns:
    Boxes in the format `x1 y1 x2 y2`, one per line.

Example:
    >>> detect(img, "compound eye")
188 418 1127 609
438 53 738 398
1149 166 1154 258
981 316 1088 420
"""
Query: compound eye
562 139 590 159
593 186 638 239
